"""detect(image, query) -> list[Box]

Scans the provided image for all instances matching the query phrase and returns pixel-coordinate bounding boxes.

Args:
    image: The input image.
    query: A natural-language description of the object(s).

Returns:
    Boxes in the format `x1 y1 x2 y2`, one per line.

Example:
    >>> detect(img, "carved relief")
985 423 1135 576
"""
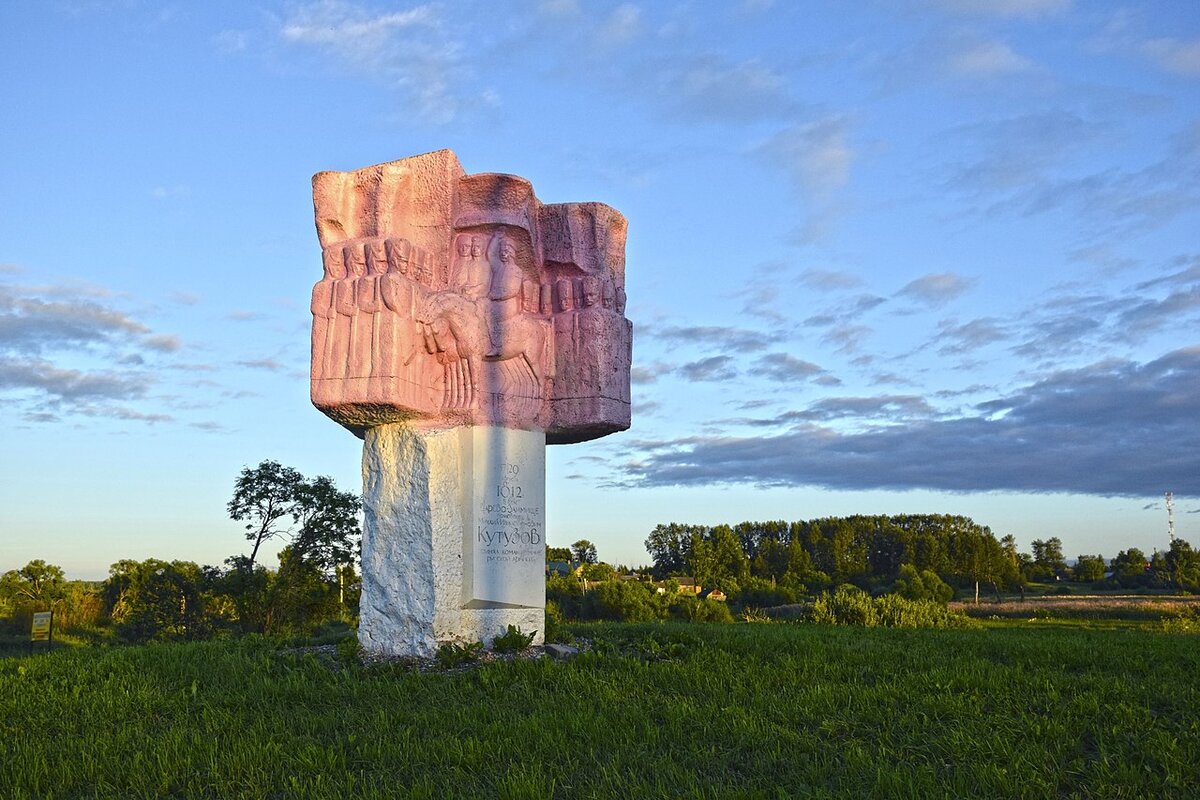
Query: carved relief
310 150 631 443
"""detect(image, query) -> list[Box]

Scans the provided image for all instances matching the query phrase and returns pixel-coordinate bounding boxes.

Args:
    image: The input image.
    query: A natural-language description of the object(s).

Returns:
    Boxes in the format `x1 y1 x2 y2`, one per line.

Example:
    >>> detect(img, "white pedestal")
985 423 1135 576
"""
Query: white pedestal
358 423 546 658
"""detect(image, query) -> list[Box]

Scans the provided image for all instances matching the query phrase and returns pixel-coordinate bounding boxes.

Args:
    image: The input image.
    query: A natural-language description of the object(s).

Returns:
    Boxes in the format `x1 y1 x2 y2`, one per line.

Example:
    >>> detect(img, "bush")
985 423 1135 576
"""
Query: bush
893 564 954 604
812 585 878 627
693 599 734 624
812 585 972 628
737 577 799 609
590 581 667 623
544 601 567 643
875 594 971 628
435 640 483 669
491 625 536 653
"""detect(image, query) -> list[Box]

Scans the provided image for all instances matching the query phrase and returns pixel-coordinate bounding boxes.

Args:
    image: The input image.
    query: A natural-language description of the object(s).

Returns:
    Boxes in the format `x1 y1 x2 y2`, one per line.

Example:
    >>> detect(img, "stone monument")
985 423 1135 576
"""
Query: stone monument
309 149 631 657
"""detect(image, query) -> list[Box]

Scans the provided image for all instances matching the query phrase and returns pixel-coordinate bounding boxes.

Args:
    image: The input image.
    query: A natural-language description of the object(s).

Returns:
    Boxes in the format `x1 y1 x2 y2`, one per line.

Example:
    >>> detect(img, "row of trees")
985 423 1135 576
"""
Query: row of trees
643 516 1200 600
1 461 363 643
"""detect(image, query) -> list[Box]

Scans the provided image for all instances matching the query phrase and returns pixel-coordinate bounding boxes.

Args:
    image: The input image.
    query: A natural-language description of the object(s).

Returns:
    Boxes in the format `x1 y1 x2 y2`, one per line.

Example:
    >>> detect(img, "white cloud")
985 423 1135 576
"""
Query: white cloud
214 29 249 53
281 3 434 46
659 55 795 122
279 1 464 124
1142 38 1200 77
949 41 1033 77
936 0 1071 18
598 3 642 47
897 273 976 307
150 185 189 199
537 0 580 16
756 116 854 197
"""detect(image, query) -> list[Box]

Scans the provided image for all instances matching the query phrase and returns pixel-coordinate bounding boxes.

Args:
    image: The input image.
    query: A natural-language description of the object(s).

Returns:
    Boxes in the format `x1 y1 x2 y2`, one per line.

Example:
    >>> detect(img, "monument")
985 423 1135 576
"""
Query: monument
309 149 631 657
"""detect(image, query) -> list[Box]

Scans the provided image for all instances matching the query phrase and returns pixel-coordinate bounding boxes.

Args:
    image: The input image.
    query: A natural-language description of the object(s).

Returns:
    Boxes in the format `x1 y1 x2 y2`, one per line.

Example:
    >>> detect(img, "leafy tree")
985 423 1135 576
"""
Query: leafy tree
1110 548 1150 587
546 546 573 563
1029 537 1067 581
291 475 361 577
644 523 692 577
1161 539 1200 591
571 539 598 565
266 547 341 636
893 564 954 604
581 562 618 582
218 556 272 633
227 460 361 575
998 534 1025 590
1073 554 1107 583
105 559 219 642
949 522 1004 603
227 460 306 570
0 560 66 605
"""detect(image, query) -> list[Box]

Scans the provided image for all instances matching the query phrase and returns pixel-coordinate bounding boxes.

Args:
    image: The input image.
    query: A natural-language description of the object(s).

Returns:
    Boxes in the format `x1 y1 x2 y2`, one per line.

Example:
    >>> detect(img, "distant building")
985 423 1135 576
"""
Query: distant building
546 561 573 578
653 577 703 595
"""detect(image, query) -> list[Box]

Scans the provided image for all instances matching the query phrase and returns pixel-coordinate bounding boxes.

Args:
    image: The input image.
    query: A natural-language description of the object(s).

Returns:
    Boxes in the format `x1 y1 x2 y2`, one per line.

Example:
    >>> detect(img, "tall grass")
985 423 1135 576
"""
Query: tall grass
2 623 1197 798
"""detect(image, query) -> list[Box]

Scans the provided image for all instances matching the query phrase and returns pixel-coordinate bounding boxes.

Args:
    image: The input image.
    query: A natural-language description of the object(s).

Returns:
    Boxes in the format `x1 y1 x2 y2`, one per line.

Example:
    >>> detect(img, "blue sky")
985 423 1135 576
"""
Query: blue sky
2 0 1198 579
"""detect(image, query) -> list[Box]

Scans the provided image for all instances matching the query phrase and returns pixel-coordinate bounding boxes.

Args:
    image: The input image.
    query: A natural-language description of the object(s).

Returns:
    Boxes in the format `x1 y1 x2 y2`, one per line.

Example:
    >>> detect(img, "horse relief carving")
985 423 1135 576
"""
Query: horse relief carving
310 149 631 444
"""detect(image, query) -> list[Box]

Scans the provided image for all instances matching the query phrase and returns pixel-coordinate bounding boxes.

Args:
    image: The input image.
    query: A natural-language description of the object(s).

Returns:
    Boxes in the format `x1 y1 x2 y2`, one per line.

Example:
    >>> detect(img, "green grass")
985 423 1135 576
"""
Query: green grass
2 623 1198 798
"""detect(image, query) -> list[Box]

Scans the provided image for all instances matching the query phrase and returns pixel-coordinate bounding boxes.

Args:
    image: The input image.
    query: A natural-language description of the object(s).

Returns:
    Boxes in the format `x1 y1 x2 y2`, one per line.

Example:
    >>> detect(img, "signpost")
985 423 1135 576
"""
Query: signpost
30 610 53 654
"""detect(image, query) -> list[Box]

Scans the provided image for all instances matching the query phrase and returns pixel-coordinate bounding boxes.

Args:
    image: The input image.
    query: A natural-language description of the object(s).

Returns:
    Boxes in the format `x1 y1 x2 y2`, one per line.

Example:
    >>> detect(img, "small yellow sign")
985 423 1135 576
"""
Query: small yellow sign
31 611 52 642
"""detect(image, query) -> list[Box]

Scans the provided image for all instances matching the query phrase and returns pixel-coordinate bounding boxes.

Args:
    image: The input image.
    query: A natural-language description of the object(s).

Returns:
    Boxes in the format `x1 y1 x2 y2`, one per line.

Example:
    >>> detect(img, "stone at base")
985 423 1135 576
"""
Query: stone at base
544 643 580 660
357 422 545 659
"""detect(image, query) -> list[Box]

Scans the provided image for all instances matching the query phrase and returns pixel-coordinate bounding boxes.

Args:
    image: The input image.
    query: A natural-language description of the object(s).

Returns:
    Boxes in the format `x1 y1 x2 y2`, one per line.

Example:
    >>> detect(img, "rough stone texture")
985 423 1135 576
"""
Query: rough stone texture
358 423 544 658
544 643 580 660
310 149 631 443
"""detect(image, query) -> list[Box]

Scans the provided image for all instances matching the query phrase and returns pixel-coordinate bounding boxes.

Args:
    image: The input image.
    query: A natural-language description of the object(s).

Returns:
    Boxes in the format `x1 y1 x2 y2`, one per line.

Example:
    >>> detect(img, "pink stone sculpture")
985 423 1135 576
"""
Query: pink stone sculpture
310 150 631 444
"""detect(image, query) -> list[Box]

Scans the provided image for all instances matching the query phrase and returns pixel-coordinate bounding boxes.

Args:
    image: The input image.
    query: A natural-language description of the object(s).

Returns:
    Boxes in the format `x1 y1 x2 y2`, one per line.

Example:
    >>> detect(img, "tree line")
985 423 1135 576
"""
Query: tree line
1 461 362 644
643 515 1200 602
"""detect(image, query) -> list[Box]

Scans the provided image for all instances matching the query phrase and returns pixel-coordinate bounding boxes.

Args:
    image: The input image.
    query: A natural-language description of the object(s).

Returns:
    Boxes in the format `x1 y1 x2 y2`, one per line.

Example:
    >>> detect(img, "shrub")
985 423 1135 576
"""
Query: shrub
491 625 536 653
692 599 735 624
738 577 799 608
336 634 361 667
435 640 483 669
812 585 972 628
812 585 878 627
544 601 568 643
591 581 667 623
893 564 954 604
875 594 971 628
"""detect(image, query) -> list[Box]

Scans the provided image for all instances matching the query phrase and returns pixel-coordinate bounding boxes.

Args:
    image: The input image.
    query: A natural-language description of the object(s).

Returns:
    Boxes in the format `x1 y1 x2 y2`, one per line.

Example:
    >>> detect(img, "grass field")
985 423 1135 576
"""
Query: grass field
2 621 1198 799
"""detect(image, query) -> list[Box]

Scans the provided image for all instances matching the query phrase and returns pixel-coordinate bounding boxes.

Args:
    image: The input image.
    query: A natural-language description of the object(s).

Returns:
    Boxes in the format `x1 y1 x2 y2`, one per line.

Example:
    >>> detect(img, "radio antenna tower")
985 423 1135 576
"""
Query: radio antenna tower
1166 492 1176 543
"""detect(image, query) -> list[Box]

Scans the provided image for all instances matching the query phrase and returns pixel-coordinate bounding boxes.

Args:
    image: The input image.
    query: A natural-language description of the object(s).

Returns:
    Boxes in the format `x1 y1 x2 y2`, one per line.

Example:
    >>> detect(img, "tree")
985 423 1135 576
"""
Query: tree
266 546 341 635
1073 554 1106 583
226 461 361 574
291 474 361 577
227 460 306 570
644 523 692 578
1030 537 1067 581
0 560 66 605
581 562 618 582
949 523 1005 603
105 559 218 642
571 539 598 565
546 546 573 563
1110 548 1149 587
1161 539 1200 591
893 564 953 604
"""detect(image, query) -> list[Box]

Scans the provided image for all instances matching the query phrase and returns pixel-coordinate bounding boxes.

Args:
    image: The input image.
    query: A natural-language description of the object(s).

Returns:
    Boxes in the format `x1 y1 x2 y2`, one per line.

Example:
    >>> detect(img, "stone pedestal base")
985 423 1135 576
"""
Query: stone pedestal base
358 423 546 658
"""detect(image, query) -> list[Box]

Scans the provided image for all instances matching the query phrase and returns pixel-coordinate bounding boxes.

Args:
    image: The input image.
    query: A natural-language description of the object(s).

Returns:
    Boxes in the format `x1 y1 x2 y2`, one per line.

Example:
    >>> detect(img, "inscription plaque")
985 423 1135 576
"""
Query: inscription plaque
464 427 545 609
